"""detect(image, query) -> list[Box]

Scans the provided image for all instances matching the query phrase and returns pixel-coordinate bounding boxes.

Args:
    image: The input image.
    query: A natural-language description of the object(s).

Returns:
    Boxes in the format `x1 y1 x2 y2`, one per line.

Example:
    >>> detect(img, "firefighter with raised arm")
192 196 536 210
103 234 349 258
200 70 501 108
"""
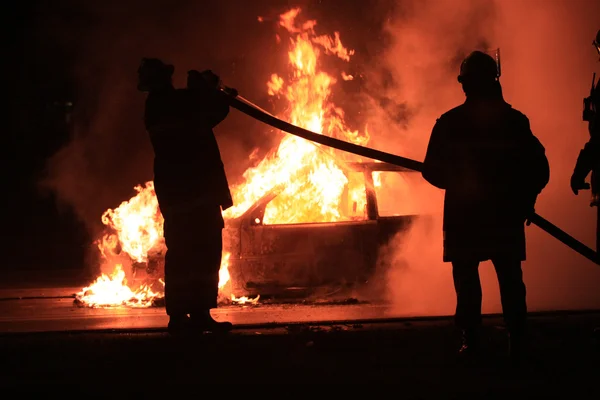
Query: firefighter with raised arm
570 29 600 255
137 58 233 334
422 51 550 362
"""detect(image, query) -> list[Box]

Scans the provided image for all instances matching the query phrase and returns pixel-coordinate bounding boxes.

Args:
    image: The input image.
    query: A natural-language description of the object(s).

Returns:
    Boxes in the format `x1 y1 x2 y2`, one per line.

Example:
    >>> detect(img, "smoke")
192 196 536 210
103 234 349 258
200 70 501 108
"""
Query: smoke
491 0 600 311
367 0 600 315
39 0 294 238
367 172 452 316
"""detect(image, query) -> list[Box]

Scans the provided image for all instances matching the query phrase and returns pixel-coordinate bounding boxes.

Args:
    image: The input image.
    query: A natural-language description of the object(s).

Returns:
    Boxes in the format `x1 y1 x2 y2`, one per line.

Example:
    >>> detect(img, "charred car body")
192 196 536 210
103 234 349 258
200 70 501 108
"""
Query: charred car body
222 162 425 298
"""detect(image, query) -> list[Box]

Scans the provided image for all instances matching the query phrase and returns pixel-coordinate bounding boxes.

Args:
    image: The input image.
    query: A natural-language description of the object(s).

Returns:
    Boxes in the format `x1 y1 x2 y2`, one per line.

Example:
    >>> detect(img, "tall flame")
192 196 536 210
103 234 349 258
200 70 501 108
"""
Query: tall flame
223 7 368 224
76 7 371 308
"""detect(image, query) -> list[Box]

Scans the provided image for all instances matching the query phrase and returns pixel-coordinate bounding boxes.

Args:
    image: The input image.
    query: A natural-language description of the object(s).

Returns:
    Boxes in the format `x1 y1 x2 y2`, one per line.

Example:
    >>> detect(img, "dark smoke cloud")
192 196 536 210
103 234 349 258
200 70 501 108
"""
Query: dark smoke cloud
367 0 600 315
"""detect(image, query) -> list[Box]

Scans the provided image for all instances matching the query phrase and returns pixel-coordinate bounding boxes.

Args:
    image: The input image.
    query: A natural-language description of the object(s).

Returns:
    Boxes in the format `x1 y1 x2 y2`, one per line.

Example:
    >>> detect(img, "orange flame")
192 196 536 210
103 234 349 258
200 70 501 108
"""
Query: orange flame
75 264 164 308
98 182 164 263
223 7 368 224
77 7 371 308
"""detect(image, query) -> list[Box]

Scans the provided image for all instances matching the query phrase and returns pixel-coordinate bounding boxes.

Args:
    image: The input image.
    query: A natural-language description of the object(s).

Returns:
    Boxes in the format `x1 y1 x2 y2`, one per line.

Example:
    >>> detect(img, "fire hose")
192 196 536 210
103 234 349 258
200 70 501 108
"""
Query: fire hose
220 88 599 266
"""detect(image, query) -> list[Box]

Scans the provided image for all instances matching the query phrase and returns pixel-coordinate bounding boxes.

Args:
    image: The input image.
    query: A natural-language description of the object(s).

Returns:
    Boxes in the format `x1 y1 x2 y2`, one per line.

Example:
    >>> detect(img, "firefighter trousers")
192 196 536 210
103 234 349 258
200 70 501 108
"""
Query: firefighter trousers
451 258 527 335
162 204 224 316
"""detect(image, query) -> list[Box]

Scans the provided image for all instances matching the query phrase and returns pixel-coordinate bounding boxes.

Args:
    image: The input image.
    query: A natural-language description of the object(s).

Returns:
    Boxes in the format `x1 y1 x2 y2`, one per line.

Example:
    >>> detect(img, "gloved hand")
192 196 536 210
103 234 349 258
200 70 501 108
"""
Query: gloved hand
187 69 221 91
223 86 239 97
570 173 590 195
522 192 538 225
199 69 221 89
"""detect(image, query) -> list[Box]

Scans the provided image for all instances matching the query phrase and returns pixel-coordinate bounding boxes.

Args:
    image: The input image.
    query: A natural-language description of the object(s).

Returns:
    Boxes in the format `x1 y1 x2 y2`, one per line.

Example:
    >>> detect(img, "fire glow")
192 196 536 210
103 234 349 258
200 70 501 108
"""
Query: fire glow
76 7 372 308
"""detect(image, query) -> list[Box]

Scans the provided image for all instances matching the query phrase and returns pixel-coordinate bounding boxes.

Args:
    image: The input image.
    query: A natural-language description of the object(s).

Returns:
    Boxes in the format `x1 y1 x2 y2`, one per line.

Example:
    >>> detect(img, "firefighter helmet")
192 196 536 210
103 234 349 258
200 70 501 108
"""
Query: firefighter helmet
187 69 220 91
457 51 499 84
137 58 174 92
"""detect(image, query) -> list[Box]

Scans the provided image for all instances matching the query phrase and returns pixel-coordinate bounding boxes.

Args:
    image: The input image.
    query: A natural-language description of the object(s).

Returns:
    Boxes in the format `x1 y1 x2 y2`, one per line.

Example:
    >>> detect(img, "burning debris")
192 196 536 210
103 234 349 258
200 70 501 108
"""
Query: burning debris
75 264 164 308
75 7 378 308
229 294 261 306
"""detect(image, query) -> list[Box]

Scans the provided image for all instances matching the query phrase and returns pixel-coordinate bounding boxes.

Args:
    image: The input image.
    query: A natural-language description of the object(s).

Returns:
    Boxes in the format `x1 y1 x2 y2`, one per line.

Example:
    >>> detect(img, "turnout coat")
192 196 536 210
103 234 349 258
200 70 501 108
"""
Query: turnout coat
422 98 550 262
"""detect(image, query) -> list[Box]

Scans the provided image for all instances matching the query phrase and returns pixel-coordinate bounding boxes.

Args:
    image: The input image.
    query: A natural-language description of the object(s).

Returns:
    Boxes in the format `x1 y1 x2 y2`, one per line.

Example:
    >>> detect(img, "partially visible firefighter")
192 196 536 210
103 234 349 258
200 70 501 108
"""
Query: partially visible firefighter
570 29 600 255
137 58 234 334
422 51 550 362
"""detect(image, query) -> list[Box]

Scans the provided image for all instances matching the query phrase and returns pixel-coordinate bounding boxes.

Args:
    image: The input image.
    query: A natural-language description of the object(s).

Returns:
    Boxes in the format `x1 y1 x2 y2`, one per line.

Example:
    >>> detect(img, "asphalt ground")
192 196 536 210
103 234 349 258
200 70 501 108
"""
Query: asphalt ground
1 279 599 394
1 309 599 395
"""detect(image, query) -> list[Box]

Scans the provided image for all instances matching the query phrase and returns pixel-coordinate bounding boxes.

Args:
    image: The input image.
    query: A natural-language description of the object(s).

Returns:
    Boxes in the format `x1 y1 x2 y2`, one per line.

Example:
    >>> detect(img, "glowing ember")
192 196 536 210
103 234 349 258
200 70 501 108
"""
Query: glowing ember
77 7 371 308
231 294 261 305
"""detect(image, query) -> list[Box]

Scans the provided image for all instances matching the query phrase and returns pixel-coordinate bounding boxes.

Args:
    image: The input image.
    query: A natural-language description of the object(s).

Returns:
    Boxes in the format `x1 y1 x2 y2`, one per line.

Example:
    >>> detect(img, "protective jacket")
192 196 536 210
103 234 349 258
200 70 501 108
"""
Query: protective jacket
144 87 233 214
573 80 600 206
423 97 550 262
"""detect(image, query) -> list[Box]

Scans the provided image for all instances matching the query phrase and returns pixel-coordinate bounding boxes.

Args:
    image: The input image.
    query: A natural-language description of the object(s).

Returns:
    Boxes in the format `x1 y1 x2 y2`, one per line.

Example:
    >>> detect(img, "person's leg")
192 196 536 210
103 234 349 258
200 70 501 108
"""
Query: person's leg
452 259 482 354
162 212 192 333
186 206 232 332
491 257 527 359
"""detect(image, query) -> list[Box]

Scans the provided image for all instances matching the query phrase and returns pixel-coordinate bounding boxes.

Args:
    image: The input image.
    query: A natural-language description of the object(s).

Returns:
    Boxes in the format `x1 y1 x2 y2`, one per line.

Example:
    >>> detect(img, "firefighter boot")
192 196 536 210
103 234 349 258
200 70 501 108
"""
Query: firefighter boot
167 314 192 335
190 310 233 333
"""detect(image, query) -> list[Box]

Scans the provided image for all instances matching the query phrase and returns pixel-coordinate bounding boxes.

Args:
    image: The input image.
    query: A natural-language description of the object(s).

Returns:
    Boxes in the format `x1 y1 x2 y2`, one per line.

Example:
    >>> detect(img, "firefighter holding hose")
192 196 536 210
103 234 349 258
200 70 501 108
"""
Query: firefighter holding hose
422 51 550 362
570 29 600 255
137 58 233 334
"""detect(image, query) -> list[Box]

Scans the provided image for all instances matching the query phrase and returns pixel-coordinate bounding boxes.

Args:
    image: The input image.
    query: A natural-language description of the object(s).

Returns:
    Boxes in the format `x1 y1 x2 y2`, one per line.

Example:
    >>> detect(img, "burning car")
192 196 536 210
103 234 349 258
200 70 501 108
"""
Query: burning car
76 158 429 308
121 160 424 301
223 161 421 299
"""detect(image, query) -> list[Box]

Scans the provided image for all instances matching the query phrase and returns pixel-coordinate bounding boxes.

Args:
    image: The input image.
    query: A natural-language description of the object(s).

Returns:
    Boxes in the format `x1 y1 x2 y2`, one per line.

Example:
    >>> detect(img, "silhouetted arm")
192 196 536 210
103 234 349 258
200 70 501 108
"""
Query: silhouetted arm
510 113 549 196
512 115 549 221
422 118 450 190
573 135 598 181
527 134 550 195
499 114 548 219
207 91 230 128
186 88 230 129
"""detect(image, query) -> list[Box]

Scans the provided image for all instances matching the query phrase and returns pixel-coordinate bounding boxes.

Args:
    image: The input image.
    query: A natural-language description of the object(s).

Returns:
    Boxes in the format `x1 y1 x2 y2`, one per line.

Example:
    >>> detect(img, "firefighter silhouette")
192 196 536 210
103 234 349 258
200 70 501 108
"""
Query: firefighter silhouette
138 58 233 334
571 29 600 255
422 51 550 361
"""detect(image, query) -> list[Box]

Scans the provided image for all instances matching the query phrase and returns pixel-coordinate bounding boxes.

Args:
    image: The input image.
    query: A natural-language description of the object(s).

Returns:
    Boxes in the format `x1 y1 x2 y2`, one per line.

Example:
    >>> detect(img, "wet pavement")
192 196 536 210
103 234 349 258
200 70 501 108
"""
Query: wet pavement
0 296 400 333
0 285 419 333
